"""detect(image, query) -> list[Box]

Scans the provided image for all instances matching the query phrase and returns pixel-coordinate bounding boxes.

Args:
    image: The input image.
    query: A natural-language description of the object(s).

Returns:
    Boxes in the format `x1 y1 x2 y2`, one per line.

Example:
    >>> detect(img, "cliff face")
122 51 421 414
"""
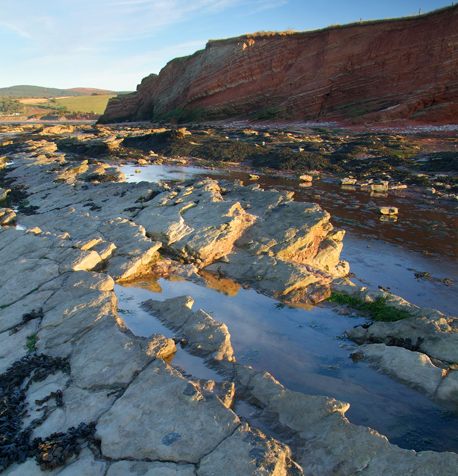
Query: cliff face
100 6 458 125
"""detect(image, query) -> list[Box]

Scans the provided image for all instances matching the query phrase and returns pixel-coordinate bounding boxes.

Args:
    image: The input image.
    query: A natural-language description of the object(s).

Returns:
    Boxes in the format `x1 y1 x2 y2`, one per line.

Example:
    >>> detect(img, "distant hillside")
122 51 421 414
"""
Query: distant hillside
67 87 116 95
0 85 116 98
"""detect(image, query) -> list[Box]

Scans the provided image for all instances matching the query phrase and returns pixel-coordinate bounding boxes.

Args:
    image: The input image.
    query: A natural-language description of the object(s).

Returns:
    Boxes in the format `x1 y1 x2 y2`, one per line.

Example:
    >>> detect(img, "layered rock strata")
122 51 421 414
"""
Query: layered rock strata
99 5 458 125
6 133 349 305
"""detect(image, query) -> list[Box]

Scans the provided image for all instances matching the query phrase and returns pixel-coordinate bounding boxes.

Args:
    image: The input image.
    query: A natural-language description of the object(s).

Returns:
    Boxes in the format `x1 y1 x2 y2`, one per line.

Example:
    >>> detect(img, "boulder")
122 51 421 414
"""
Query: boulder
299 174 313 182
378 206 399 215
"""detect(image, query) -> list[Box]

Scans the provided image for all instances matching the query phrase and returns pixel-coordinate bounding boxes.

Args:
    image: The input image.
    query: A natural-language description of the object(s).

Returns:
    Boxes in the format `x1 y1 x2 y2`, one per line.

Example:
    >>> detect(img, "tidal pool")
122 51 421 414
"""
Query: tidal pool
123 163 458 313
116 279 458 453
119 162 458 453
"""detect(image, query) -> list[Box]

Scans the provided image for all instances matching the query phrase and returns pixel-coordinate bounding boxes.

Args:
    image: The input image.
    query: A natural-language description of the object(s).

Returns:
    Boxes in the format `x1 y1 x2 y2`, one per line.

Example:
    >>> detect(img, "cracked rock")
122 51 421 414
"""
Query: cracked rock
96 358 240 463
198 423 303 476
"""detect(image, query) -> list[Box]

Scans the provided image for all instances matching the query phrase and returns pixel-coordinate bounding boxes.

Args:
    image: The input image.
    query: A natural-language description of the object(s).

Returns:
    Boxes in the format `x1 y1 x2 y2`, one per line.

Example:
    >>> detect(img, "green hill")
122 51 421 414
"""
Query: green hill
0 85 117 98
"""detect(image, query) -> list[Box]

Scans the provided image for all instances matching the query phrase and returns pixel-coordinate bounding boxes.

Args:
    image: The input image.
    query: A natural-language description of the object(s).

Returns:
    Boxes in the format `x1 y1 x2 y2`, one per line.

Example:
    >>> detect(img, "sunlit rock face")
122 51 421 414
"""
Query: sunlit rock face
100 5 458 125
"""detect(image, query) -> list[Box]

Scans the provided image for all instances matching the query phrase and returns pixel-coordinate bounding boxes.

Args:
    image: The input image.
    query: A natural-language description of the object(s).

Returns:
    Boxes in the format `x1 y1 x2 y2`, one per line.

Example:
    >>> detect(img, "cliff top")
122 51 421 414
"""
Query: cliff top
207 4 457 46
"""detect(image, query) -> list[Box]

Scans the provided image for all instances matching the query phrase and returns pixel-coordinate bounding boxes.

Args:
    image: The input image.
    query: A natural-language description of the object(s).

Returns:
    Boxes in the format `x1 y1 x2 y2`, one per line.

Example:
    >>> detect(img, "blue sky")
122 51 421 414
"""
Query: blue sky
0 0 453 91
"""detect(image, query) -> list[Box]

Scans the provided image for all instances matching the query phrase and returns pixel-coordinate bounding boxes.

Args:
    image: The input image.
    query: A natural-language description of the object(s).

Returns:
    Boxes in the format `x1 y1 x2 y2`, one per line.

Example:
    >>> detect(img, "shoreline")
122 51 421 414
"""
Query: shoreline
0 122 457 474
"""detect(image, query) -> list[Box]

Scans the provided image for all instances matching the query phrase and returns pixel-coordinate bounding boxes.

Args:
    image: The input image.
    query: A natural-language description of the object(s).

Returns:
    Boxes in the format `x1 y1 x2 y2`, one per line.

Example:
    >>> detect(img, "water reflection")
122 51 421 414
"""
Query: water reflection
120 162 458 453
124 163 458 315
116 278 458 453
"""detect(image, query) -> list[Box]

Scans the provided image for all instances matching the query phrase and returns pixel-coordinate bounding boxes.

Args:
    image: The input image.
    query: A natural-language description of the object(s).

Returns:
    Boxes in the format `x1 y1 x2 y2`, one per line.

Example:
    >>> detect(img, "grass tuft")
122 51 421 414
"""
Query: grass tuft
327 292 413 322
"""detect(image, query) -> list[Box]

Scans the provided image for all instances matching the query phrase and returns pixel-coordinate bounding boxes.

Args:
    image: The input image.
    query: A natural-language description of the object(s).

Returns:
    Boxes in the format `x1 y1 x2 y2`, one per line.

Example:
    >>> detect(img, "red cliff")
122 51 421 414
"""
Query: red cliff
99 5 458 125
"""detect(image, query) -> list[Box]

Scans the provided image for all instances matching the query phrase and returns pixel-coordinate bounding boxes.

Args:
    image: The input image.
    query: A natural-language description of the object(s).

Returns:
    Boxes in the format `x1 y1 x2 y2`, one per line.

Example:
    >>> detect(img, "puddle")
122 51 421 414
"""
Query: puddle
116 278 458 453
115 284 223 383
122 163 210 183
342 234 458 316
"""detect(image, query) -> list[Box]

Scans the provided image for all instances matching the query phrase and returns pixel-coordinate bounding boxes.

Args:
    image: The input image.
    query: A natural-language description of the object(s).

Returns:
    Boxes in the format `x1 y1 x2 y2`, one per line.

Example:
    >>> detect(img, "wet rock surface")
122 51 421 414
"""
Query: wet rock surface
0 123 457 474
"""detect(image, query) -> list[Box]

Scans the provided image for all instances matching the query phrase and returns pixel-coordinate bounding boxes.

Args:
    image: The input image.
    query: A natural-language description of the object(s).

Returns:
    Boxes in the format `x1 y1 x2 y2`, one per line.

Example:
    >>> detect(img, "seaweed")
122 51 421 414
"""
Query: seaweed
0 354 72 471
83 173 119 183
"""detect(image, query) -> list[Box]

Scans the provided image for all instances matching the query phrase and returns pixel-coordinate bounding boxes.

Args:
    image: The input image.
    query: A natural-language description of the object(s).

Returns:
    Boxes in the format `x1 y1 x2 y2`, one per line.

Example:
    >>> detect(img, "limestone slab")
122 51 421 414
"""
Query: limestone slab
107 461 196 476
0 290 53 334
198 423 303 476
71 316 176 388
0 258 59 306
355 344 446 399
0 320 37 374
97 359 240 463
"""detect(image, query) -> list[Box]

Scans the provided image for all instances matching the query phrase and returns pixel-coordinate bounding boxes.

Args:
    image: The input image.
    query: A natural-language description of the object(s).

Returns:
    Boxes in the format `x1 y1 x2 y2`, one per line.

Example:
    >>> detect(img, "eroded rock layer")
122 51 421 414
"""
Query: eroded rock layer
99 5 458 125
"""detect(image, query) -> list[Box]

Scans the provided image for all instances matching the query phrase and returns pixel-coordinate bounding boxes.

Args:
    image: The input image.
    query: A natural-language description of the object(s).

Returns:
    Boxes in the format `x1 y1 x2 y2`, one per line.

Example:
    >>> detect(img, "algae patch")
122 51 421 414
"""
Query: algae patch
327 292 413 322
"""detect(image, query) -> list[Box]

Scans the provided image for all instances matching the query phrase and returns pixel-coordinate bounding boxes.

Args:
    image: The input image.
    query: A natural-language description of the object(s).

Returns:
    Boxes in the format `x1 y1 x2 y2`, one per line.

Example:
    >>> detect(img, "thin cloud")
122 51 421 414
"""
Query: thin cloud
1 0 287 52
1 0 288 89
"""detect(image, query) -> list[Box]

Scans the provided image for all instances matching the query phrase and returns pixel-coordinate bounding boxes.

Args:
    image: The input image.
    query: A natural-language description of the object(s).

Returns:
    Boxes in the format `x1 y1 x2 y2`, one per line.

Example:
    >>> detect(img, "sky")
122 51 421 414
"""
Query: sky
0 0 454 91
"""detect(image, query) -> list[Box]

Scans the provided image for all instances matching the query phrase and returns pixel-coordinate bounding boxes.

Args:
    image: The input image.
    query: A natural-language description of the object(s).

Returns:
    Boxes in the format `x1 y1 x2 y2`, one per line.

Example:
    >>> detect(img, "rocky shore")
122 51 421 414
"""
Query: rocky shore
0 123 457 474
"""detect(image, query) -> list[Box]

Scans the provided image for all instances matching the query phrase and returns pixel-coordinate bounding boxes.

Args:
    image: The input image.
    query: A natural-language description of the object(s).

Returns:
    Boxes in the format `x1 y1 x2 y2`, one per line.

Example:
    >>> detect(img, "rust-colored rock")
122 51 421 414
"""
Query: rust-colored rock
100 6 458 125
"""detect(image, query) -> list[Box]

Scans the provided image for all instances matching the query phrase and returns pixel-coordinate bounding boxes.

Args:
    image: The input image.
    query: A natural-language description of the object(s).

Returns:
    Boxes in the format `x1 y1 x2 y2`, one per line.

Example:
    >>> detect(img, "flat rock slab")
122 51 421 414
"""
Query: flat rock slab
235 365 349 431
2 459 63 476
198 423 303 476
107 461 196 476
0 320 37 374
354 343 446 399
97 358 240 463
0 290 54 334
1 448 103 476
297 412 458 476
346 313 458 369
0 258 59 306
71 315 176 389
24 373 117 439
38 291 117 357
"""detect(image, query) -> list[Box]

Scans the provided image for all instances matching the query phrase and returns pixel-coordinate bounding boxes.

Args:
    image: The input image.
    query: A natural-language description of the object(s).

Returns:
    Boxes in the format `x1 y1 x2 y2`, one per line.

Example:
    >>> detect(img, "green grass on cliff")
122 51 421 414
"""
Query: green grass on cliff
209 4 457 45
